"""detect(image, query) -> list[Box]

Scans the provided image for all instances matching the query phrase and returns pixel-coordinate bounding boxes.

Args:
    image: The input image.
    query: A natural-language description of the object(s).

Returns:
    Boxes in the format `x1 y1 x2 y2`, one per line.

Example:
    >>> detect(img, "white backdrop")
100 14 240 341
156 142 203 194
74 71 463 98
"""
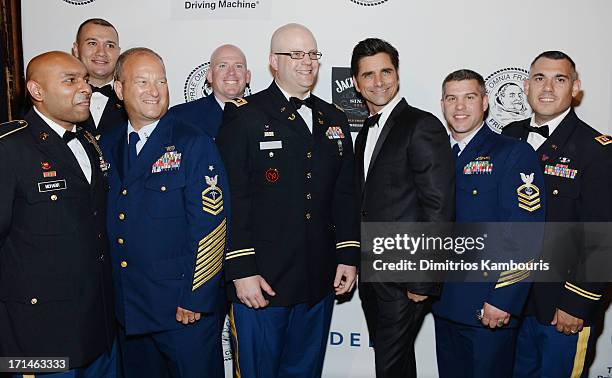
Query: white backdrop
22 1 612 377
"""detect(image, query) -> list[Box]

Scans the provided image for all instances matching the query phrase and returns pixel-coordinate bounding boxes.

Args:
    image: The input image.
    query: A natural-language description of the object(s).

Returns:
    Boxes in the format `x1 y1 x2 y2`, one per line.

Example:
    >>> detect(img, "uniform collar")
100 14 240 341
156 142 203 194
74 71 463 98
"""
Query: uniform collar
33 106 76 137
450 122 484 153
529 107 571 136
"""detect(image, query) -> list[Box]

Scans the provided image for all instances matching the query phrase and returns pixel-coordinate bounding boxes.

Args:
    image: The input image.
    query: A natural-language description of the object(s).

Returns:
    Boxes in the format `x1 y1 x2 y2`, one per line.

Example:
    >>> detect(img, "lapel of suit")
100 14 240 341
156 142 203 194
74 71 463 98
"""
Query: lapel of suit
75 126 100 188
355 125 369 190
265 82 312 141
124 116 173 186
367 98 407 177
27 110 88 185
98 92 125 132
536 109 578 166
108 124 127 182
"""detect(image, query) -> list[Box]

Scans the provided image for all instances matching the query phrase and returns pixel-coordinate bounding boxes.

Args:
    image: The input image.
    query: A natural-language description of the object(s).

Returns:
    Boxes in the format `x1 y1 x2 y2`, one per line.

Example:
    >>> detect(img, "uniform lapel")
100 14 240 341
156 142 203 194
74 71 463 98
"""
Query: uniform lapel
536 109 578 166
266 82 312 140
456 124 493 171
355 124 369 190
124 116 173 186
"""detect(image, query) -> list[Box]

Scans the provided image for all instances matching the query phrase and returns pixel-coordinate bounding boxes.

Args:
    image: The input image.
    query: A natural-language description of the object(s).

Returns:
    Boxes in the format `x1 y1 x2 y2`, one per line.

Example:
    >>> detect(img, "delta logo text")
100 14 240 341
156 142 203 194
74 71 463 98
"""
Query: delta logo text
485 68 532 132
62 0 95 5
350 0 389 6
184 0 260 10
183 61 252 102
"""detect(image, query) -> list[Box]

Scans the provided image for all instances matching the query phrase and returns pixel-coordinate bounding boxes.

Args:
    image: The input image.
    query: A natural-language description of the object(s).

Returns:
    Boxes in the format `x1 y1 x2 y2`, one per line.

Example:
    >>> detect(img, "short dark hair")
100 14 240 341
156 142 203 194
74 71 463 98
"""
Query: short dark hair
115 47 165 81
442 69 486 97
350 38 399 77
75 18 118 42
530 50 577 79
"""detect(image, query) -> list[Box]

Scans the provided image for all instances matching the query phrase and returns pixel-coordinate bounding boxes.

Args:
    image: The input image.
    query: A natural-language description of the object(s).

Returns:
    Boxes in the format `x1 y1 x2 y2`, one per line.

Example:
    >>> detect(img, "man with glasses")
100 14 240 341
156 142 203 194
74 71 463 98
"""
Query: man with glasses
216 23 360 378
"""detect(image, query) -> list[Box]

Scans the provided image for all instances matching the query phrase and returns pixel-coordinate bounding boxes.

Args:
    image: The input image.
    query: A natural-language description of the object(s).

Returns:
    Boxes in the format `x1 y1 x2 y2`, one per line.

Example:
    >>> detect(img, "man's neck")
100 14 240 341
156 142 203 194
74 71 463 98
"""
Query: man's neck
88 76 113 88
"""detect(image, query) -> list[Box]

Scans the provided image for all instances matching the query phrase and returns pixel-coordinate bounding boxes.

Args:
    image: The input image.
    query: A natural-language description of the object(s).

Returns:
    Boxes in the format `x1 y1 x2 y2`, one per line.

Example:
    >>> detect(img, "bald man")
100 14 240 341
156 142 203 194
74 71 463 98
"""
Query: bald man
168 44 251 138
217 23 360 377
0 51 116 377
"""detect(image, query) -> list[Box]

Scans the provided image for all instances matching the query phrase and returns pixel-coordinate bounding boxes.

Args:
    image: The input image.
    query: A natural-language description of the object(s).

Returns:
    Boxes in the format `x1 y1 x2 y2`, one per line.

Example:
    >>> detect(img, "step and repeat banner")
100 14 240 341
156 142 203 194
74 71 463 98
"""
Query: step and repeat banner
22 1 612 377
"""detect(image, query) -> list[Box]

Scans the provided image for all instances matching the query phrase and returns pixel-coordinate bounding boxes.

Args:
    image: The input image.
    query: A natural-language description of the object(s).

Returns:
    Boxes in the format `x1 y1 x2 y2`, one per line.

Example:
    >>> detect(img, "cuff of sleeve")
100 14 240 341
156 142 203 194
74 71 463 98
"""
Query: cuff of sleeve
335 241 360 267
225 248 258 282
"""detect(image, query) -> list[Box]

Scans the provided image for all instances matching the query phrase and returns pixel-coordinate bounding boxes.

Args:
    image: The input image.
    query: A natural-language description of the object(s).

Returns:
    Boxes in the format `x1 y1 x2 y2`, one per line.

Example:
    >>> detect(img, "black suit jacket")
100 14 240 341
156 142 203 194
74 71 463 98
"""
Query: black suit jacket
355 98 455 298
217 82 360 306
0 110 115 367
503 109 612 324
81 89 127 140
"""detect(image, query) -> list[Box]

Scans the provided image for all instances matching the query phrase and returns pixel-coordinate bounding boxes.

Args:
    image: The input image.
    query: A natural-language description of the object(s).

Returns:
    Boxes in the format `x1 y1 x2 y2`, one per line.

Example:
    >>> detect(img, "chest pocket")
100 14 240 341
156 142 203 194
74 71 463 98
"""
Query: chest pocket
546 175 580 199
144 171 186 218
457 175 498 197
20 181 83 235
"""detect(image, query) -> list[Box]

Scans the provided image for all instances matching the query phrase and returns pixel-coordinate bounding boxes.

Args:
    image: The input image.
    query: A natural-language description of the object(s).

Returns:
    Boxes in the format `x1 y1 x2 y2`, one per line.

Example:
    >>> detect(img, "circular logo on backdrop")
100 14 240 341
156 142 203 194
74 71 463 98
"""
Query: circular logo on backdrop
61 0 95 5
183 61 252 102
485 68 532 132
350 0 389 6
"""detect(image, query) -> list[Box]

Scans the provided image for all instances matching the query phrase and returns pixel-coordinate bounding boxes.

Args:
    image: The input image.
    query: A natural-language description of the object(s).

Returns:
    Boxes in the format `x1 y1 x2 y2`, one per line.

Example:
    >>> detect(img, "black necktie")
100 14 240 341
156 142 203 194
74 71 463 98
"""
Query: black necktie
128 131 140 169
524 124 549 138
92 84 113 98
363 113 381 128
290 96 314 110
63 129 79 144
452 144 461 158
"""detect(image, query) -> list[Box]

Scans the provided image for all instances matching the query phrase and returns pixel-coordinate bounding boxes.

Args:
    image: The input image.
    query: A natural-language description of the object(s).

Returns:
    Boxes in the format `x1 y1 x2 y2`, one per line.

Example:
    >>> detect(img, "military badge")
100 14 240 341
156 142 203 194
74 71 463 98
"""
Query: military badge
337 140 344 156
202 175 223 215
43 171 57 178
228 97 247 107
288 113 296 121
265 168 279 183
38 179 67 193
152 151 182 173
83 131 110 173
264 131 275 137
40 131 49 141
41 162 51 170
541 154 549 161
559 157 571 164
463 160 493 175
517 172 541 212
325 126 345 140
544 163 577 179
595 134 612 145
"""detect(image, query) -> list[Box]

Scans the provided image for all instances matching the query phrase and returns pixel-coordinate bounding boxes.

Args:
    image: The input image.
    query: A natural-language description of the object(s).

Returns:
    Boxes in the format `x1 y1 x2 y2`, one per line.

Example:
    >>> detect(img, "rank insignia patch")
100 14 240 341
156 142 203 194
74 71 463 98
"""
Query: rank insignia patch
152 151 182 173
325 126 345 139
595 135 612 145
228 97 247 107
517 172 541 212
463 160 493 175
41 162 51 170
544 164 577 179
43 171 57 178
265 168 279 183
202 175 223 215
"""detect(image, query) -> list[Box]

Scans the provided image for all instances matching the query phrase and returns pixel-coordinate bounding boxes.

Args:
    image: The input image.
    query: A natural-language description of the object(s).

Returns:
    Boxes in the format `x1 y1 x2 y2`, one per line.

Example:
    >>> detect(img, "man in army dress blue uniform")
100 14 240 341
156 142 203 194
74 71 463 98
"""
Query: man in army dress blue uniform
216 23 360 378
432 69 545 378
102 47 227 378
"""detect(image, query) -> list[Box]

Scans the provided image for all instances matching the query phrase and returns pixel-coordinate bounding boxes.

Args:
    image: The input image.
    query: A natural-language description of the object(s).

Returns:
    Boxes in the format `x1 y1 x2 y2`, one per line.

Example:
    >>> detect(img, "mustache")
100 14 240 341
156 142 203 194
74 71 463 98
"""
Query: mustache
74 93 91 104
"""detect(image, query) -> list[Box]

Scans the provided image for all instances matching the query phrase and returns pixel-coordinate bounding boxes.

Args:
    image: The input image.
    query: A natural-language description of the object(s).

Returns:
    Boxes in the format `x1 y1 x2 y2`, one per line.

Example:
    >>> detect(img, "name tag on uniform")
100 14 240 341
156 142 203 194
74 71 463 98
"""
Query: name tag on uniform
38 179 67 192
259 141 282 150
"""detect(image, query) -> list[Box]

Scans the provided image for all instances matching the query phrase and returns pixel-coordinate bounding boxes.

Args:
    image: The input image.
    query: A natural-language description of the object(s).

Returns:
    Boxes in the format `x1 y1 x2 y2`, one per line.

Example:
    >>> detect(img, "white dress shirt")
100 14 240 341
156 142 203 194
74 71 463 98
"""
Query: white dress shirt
127 120 160 155
90 80 113 128
34 107 92 184
525 107 571 150
450 122 485 156
363 94 402 178
277 83 313 133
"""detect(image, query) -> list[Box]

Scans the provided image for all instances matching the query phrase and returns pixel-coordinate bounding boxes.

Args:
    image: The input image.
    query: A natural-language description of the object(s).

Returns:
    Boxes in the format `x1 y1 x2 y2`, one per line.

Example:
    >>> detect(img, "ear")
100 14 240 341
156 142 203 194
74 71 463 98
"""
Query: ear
482 94 489 112
72 42 80 58
352 76 361 94
245 69 252 87
269 53 278 72
523 79 530 96
26 80 43 102
571 78 581 98
206 67 213 84
114 81 124 101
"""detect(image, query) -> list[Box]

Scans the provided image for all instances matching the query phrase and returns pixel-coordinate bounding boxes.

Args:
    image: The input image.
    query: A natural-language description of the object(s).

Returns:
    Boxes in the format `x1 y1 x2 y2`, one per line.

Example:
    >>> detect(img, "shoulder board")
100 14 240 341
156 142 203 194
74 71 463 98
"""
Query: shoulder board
594 134 612 146
0 120 28 140
334 103 345 113
228 97 248 107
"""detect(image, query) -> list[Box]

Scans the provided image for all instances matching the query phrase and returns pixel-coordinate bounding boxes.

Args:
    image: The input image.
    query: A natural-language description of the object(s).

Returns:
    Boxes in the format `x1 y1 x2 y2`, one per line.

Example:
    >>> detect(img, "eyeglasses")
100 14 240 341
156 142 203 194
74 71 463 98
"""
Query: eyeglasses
274 51 323 60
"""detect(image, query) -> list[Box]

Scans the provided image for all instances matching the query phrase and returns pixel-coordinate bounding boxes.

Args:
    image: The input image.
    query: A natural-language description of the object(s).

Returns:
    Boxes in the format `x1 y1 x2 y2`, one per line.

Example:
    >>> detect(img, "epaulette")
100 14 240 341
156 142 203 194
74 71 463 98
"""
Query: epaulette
334 103 345 113
0 120 28 140
594 134 612 146
228 97 248 107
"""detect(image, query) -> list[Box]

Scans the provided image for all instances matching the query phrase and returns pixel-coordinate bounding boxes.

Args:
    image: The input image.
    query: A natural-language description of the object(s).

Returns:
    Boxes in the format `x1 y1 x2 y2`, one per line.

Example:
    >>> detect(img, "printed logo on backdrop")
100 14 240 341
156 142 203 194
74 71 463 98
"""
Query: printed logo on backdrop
332 67 369 133
350 0 389 6
173 0 271 19
183 61 252 102
61 0 95 5
485 68 532 132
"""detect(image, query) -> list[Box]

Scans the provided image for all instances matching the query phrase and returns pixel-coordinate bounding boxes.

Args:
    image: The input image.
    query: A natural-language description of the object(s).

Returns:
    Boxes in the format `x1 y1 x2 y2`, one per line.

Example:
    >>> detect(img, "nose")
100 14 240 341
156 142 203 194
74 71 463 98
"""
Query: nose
373 73 383 87
80 79 92 95
455 98 466 110
542 78 553 92
146 82 160 96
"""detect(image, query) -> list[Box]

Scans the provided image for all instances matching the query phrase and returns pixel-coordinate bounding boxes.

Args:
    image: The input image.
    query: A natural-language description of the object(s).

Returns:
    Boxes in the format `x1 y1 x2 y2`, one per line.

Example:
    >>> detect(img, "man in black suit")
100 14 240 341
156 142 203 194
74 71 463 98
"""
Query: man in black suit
217 23 360 378
352 38 455 378
72 18 126 139
503 51 612 378
0 51 116 376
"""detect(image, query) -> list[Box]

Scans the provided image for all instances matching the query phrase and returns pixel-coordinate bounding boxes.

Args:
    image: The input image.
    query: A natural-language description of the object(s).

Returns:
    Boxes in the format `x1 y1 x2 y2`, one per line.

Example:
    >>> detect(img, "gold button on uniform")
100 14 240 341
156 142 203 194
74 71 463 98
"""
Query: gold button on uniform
50 194 58 201
117 238 124 245
121 189 128 196
306 193 312 200
269 152 274 158
30 298 38 305
306 172 312 179
472 189 478 196
120 261 128 268
552 189 559 195
118 213 126 220
305 213 311 220
483 272 488 277
306 152 312 159
160 186 167 192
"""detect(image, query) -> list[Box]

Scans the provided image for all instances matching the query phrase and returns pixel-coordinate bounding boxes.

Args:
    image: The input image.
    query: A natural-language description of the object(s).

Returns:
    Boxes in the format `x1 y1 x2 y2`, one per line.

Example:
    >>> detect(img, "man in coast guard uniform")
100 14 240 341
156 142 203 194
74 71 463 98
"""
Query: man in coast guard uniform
503 51 612 378
168 44 251 138
72 18 127 139
216 23 360 378
0 51 116 377
101 48 227 378
432 69 545 378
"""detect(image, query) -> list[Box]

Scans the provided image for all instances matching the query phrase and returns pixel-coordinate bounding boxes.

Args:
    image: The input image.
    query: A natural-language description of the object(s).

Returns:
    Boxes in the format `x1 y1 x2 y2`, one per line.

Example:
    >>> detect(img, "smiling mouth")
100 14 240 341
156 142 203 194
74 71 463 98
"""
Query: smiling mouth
538 97 556 102
453 114 469 120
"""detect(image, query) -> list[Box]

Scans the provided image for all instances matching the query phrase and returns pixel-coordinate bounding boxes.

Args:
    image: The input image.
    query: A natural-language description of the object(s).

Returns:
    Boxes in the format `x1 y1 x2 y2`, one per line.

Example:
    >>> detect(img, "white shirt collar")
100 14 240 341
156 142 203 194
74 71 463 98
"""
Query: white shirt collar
529 107 571 136
450 122 485 152
371 93 402 129
213 94 226 110
33 106 76 137
127 120 159 143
